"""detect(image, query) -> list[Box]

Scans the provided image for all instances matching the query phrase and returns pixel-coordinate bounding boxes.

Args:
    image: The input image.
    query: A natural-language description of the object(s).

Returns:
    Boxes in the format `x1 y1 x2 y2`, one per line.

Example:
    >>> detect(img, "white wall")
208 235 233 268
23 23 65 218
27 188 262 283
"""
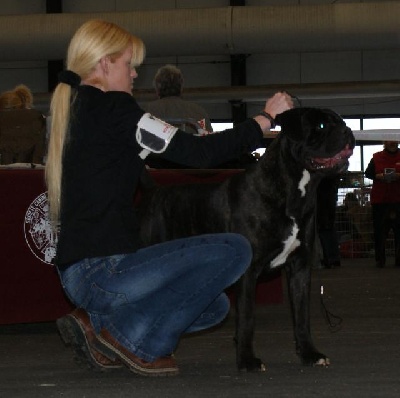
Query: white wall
0 0 399 119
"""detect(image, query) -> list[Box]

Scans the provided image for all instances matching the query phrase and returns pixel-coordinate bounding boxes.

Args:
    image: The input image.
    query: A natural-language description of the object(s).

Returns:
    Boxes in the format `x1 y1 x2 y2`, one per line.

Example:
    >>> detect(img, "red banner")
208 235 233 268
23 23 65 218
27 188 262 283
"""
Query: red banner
0 168 282 325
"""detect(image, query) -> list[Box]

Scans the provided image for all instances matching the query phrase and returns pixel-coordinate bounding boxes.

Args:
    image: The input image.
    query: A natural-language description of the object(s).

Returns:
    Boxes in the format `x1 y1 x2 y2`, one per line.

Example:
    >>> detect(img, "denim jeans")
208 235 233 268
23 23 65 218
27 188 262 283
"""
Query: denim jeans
57 233 252 362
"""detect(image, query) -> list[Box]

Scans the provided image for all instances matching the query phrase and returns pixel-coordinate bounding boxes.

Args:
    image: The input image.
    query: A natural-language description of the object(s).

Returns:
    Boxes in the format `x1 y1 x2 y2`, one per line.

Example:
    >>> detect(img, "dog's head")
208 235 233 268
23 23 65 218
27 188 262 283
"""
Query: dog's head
275 107 355 173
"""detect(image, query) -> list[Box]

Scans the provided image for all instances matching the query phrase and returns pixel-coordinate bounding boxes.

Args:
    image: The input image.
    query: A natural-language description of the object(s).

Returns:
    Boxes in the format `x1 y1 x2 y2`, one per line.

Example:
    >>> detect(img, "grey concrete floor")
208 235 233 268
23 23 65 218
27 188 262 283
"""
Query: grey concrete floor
1 258 399 398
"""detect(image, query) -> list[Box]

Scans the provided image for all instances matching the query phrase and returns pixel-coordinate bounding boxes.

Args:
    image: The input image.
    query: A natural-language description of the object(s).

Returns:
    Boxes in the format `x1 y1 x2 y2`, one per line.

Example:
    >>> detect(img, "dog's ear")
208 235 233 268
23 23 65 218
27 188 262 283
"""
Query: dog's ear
275 108 309 142
275 108 321 142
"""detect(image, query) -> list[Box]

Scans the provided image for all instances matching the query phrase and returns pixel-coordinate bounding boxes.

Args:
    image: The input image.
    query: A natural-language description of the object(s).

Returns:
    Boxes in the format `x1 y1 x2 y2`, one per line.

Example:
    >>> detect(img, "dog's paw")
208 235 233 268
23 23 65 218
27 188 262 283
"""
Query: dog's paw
314 357 330 367
300 352 330 367
238 357 267 372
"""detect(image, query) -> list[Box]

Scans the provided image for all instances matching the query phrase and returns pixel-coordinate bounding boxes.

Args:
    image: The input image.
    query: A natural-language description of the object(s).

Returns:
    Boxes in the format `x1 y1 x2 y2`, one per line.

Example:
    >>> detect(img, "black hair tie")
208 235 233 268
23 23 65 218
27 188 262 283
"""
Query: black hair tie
58 70 81 88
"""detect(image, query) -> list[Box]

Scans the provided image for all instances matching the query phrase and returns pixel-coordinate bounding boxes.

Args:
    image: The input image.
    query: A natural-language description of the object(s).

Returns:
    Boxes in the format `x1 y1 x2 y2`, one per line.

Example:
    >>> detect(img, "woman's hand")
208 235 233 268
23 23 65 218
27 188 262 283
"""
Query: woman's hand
264 92 294 119
254 92 294 132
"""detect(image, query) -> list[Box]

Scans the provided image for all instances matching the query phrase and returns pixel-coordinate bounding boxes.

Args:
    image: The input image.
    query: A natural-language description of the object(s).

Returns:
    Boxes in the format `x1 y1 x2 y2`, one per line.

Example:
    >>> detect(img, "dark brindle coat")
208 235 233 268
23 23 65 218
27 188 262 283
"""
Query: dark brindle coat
138 107 355 371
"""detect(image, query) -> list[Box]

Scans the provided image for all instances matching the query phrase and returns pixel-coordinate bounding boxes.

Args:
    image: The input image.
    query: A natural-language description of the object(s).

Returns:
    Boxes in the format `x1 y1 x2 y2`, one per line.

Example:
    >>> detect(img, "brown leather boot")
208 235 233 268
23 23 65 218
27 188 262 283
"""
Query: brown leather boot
93 328 179 377
57 308 123 371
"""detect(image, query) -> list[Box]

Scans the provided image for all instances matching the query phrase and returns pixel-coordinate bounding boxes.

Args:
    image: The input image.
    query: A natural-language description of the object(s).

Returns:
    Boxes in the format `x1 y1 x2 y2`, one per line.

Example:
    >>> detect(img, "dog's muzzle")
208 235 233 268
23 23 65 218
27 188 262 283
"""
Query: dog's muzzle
310 143 353 170
308 127 355 171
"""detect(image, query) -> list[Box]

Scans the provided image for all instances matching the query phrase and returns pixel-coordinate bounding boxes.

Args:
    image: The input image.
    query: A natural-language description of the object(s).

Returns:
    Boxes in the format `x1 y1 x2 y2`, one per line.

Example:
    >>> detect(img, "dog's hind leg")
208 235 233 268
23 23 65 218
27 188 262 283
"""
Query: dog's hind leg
234 267 266 372
285 260 330 366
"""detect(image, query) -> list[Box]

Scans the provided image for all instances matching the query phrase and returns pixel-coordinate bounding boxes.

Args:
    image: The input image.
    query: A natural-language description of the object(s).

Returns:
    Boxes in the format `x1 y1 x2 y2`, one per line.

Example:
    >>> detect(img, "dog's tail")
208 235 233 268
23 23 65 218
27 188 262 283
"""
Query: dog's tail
135 168 158 209
139 167 157 191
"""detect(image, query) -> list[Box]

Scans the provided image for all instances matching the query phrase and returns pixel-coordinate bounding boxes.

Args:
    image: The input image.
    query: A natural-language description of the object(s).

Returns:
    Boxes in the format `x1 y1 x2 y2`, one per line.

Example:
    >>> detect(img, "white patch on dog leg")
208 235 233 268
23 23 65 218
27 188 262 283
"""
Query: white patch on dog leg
315 357 330 367
298 169 311 197
270 217 301 268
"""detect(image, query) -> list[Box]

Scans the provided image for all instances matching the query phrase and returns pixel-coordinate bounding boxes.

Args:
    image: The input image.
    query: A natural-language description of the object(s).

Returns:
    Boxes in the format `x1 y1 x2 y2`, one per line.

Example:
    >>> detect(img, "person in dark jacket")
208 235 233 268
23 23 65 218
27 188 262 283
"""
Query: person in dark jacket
316 176 341 268
45 19 293 376
143 64 215 168
144 64 213 135
365 141 400 268
0 84 46 164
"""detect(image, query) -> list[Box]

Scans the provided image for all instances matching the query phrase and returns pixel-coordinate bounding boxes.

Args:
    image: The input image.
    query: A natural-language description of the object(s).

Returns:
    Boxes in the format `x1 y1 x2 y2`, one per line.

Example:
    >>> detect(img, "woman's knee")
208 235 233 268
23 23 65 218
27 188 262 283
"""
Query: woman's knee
222 233 253 267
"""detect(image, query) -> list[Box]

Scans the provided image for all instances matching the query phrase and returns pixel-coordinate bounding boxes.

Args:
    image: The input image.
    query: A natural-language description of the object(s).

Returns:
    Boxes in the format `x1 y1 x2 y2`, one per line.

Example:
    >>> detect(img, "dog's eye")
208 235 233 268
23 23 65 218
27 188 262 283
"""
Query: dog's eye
317 123 325 130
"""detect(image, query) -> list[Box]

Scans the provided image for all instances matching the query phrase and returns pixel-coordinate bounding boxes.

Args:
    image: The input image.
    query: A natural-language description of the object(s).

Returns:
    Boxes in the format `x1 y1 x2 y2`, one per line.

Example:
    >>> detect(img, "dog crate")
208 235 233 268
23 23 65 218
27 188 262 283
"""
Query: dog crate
335 171 395 259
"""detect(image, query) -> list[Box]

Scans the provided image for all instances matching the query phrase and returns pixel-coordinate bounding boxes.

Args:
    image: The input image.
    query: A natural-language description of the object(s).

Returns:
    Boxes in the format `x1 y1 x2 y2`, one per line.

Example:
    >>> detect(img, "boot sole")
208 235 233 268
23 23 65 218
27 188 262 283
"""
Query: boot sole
93 333 179 377
57 315 122 371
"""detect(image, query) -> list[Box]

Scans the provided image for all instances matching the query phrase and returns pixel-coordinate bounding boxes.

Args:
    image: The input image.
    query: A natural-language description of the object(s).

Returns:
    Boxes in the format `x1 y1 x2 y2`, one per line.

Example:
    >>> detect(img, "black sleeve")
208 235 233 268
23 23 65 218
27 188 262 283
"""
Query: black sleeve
107 92 145 136
161 118 264 168
364 158 376 180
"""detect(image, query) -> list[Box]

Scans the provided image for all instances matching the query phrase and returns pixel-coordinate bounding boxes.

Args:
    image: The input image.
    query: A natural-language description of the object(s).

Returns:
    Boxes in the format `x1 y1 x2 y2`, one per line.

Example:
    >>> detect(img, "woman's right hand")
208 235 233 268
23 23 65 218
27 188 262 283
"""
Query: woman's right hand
263 92 294 119
254 92 294 132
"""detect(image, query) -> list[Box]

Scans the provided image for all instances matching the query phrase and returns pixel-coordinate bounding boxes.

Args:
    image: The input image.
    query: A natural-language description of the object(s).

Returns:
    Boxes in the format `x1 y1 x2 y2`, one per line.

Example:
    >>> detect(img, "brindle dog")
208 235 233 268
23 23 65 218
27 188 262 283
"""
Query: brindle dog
138 107 355 371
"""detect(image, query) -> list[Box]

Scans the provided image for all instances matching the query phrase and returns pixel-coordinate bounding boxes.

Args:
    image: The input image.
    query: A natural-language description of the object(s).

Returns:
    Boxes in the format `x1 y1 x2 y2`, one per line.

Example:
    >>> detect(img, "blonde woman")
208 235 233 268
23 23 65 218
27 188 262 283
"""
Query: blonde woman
46 19 293 376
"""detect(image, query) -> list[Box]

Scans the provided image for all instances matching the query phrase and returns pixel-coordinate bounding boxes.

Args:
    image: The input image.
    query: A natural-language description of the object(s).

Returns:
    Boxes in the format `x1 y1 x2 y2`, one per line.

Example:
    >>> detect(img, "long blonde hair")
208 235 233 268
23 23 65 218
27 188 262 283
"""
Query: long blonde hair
45 19 145 223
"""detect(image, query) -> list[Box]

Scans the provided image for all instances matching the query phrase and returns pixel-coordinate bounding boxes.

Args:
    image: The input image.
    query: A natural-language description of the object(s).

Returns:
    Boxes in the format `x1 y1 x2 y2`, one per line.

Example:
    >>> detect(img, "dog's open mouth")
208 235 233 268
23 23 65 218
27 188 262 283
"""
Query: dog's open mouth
309 144 353 170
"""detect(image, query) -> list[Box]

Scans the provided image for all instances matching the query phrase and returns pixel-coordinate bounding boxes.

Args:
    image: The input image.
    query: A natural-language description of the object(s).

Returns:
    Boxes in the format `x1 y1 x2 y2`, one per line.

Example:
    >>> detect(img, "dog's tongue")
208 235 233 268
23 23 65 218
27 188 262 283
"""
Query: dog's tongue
314 145 353 168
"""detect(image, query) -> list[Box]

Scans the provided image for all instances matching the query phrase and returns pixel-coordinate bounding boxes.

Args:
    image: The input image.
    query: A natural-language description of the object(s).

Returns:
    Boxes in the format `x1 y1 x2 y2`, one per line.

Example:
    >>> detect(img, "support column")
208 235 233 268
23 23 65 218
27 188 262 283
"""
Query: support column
46 0 63 93
230 0 247 125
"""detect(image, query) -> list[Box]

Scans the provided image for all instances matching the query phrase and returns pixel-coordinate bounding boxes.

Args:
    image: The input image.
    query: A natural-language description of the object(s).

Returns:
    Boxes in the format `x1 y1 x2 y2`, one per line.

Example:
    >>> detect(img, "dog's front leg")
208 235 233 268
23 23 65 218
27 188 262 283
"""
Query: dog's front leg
235 268 266 372
286 260 329 366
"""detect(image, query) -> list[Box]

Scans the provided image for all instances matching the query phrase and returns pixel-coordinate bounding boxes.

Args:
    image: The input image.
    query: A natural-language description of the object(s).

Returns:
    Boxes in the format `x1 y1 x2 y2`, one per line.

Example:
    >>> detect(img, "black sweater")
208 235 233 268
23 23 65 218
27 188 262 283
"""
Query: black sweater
56 85 264 267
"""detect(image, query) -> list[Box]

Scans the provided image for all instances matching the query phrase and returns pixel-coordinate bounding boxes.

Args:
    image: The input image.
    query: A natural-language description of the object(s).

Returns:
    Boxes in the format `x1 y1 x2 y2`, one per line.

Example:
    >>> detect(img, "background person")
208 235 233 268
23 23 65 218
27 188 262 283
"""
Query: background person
45 19 293 376
0 84 34 110
144 64 213 135
0 84 46 164
364 141 400 268
316 176 341 268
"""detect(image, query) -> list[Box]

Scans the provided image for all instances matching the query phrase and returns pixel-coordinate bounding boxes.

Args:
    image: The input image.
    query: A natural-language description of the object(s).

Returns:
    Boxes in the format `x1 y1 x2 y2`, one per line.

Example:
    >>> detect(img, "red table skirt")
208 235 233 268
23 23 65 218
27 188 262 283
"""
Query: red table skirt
0 168 282 325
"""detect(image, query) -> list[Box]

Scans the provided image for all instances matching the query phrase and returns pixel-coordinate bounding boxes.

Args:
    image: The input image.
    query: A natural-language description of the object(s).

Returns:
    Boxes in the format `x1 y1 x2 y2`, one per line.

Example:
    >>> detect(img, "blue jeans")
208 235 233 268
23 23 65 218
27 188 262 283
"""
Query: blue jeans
57 233 252 362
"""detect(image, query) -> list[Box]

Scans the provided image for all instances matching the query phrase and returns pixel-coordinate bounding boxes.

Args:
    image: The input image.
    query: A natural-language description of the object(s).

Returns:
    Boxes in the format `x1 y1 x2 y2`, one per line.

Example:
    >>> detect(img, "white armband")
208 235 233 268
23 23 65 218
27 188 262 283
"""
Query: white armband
136 113 178 159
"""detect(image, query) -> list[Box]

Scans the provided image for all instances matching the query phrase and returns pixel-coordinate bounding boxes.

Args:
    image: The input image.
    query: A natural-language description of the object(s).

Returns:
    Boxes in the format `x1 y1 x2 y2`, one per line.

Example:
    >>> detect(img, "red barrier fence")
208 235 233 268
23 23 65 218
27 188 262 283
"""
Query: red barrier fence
0 168 282 325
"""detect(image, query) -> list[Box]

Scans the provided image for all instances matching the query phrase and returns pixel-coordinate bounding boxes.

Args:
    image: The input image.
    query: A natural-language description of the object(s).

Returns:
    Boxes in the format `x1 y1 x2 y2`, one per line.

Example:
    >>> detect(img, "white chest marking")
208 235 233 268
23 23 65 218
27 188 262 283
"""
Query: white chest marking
298 169 311 197
271 217 301 268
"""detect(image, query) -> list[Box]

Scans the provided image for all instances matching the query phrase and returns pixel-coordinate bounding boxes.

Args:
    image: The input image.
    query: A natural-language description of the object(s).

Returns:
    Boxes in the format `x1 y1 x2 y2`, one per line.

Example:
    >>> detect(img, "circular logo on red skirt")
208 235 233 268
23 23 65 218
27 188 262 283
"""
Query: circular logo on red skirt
24 192 58 265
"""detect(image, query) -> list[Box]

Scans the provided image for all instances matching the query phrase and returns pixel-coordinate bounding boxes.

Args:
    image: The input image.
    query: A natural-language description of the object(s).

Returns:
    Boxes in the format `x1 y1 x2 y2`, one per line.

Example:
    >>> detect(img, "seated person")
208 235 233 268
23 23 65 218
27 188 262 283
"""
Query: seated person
0 108 46 164
143 65 258 169
341 192 373 246
0 84 46 165
144 64 213 135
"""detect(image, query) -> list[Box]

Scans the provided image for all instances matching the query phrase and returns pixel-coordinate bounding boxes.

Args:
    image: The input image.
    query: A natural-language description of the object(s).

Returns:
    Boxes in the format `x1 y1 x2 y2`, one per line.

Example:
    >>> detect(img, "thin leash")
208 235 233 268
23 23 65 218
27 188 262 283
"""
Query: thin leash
318 276 343 332
313 216 343 332
285 91 343 331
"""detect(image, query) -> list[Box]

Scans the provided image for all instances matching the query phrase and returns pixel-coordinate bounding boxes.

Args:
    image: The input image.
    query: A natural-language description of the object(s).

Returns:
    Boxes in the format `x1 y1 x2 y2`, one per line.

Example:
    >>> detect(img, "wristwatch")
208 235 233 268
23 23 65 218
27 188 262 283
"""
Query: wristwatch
258 111 276 129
